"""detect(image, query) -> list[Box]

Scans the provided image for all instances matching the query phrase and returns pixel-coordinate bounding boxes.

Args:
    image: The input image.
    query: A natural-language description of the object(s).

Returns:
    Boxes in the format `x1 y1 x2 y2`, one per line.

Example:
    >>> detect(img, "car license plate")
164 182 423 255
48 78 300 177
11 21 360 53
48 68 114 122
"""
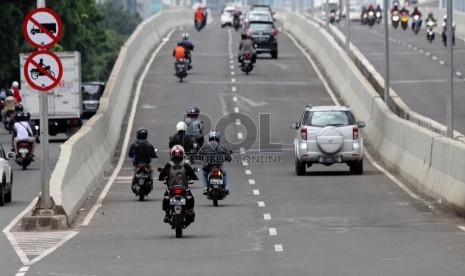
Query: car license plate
19 149 28 154
170 198 186 206
244 60 251 64
210 179 223 185
177 64 185 68
320 156 334 163
138 178 145 185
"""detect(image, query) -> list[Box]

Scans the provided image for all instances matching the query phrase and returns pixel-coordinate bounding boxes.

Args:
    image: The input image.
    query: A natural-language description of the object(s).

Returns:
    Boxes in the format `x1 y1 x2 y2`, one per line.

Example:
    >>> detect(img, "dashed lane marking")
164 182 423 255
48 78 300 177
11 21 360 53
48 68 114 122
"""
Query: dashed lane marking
269 228 277 236
236 119 241 125
238 132 243 139
231 71 235 75
274 244 283 252
258 201 265 207
231 78 236 83
245 170 251 175
232 86 236 92
233 96 237 102
264 214 271 220
240 147 245 154
234 107 239 113
248 179 255 185
242 160 248 166
253 189 260 195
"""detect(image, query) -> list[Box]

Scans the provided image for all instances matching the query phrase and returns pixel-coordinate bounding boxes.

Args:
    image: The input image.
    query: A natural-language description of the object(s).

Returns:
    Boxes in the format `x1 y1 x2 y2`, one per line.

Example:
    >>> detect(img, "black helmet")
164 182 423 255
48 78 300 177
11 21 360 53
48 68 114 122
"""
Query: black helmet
15 104 24 112
177 40 183 46
14 112 25 122
241 32 248 39
208 130 220 142
186 106 200 118
24 111 31 121
136 128 148 140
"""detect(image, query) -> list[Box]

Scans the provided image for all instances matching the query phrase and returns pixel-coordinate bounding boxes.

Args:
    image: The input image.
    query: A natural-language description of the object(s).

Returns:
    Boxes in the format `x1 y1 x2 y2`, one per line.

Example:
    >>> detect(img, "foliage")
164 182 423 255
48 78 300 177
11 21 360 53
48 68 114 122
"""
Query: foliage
0 0 141 88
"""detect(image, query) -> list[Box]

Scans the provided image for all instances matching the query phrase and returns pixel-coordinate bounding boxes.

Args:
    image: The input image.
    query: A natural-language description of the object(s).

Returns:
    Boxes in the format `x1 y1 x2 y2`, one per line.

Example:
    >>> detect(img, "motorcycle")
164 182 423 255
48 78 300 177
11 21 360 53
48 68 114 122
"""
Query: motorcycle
205 166 227 207
233 16 241 31
442 26 456 46
131 162 153 201
367 10 376 27
166 183 195 238
426 20 435 43
175 59 189 82
15 141 33 170
361 11 368 25
185 135 200 163
412 15 422 34
401 13 408 30
392 11 400 29
375 11 382 25
240 53 254 75
195 19 203 31
30 66 55 80
2 110 15 132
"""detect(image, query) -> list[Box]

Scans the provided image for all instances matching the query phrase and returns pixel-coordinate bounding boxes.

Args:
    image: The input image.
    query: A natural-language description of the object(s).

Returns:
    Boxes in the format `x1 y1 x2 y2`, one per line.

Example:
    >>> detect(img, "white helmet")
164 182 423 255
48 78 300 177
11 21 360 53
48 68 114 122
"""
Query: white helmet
12 81 19 88
182 33 189 40
443 15 447 20
176 121 187 132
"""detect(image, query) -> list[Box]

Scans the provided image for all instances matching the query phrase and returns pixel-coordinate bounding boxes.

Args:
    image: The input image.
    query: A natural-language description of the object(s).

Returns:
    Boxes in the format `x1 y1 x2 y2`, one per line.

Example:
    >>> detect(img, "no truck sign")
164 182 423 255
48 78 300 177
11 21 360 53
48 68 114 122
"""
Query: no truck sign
22 7 63 49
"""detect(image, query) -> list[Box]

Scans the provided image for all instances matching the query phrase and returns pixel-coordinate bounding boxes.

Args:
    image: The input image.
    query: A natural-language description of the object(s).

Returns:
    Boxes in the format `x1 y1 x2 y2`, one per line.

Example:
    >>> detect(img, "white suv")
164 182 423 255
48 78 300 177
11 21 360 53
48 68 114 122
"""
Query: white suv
220 5 236 27
290 105 365 175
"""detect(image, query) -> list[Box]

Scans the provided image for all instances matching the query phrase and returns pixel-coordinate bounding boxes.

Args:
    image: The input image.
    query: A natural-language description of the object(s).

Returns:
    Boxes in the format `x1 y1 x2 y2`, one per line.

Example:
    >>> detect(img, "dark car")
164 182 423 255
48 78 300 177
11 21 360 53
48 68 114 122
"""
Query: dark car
246 20 278 59
82 82 105 118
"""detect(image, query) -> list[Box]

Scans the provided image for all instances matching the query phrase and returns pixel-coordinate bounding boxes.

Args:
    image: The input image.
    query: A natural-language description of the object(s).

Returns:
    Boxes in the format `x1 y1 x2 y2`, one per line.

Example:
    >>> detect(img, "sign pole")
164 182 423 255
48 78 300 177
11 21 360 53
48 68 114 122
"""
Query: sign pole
37 0 51 214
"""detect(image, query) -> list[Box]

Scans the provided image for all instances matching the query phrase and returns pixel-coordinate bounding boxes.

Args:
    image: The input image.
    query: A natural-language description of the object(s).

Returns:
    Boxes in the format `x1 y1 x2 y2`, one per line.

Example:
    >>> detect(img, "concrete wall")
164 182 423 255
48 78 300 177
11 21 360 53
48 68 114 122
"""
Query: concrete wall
277 11 465 214
49 9 193 224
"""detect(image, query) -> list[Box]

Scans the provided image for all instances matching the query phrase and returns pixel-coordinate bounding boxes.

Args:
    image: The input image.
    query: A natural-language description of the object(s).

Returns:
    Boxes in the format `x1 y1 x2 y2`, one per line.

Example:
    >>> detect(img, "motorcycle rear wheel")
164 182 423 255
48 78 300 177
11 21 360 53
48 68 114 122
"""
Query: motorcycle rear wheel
175 214 183 238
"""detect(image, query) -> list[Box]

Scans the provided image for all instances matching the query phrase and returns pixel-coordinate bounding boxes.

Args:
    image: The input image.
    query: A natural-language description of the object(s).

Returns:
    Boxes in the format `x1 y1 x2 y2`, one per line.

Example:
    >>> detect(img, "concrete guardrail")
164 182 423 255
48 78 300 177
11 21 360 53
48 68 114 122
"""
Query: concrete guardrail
276 10 465 215
49 8 193 224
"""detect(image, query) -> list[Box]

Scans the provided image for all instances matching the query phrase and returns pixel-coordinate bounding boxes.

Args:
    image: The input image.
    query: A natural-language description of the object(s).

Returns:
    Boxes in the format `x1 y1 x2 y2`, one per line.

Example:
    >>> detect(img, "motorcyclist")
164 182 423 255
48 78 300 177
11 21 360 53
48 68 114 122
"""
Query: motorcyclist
202 7 208 28
232 9 242 28
11 81 22 104
128 128 158 178
169 121 194 154
442 15 456 46
184 106 204 148
198 130 232 196
194 6 205 28
173 41 188 72
12 112 36 159
180 33 194 69
238 32 256 64
425 12 437 25
390 2 399 15
2 92 16 132
158 145 198 223
400 5 409 16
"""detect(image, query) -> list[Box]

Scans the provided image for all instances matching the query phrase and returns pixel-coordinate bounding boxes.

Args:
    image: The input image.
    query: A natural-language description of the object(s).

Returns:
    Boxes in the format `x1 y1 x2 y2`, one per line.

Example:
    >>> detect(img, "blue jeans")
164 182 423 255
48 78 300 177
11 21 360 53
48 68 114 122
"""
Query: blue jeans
203 169 228 189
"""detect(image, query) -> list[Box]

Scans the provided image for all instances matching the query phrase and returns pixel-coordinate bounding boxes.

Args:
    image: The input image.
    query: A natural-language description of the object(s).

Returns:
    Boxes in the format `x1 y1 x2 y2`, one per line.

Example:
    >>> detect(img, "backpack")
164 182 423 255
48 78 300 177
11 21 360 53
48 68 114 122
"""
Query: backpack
186 119 202 138
134 141 150 164
168 160 187 186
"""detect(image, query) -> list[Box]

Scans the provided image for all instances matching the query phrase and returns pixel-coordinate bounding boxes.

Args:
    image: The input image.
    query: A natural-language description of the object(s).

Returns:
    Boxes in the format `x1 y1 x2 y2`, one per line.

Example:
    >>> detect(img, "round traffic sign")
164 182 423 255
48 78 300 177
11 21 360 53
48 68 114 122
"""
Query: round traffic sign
23 7 62 49
24 50 63 91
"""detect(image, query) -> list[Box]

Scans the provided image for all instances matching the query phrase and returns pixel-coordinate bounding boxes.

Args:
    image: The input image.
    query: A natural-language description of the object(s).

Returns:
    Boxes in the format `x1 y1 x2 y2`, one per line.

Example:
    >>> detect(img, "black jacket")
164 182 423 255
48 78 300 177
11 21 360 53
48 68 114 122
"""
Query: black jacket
198 141 231 171
128 140 157 165
169 131 194 153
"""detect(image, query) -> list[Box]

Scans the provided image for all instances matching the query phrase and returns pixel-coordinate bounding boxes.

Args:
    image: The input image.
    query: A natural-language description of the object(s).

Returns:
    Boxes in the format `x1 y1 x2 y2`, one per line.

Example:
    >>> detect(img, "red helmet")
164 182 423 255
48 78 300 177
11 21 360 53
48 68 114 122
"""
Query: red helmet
171 145 185 160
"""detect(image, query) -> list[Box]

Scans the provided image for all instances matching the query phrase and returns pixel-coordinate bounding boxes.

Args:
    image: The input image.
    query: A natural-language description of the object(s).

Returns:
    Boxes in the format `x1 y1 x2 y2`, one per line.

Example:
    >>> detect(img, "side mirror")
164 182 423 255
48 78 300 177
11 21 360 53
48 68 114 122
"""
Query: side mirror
157 167 162 172
155 148 159 153
290 122 299 129
7 152 16 160
357 121 366 128
229 150 233 154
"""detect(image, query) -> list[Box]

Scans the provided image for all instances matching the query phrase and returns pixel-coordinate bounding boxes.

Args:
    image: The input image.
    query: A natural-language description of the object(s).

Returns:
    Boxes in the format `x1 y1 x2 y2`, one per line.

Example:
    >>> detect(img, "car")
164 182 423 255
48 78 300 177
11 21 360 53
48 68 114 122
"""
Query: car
243 10 273 29
348 4 362 21
0 143 14 206
82 81 105 119
321 2 340 21
244 20 278 59
290 105 366 175
250 4 274 16
220 5 237 27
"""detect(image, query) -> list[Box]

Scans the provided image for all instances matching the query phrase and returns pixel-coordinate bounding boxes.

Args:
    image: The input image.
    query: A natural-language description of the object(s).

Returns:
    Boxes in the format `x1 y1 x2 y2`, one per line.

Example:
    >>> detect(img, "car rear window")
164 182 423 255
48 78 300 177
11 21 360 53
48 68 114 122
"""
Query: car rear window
248 23 273 32
83 84 103 95
306 111 355 127
248 14 271 21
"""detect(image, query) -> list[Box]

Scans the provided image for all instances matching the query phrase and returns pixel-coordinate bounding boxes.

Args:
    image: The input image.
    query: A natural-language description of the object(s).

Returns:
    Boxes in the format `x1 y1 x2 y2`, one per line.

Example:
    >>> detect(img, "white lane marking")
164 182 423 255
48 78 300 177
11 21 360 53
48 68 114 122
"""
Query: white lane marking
407 44 412 48
269 228 277 236
425 52 431 56
439 60 445 65
413 47 417 50
253 189 260 195
457 72 463 76
242 160 248 166
234 107 239 113
230 60 233 64
231 78 236 83
284 31 339 104
419 49 424 53
82 29 176 226
19 267 29 272
274 244 283 252
432 56 437 60
248 179 255 185
264 214 271 220
16 273 25 276
230 65 234 69
238 132 243 139
258 201 265 207
236 119 241 125
240 147 245 154
232 86 236 92
458 226 465 232
231 71 235 75
233 96 238 102
245 170 252 175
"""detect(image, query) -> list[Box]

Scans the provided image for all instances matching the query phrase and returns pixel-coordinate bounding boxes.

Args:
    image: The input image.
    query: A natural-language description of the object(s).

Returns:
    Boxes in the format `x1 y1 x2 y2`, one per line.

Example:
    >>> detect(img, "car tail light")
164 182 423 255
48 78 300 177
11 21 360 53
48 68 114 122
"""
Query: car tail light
67 118 81 126
353 127 359 140
273 29 278 38
301 128 307 141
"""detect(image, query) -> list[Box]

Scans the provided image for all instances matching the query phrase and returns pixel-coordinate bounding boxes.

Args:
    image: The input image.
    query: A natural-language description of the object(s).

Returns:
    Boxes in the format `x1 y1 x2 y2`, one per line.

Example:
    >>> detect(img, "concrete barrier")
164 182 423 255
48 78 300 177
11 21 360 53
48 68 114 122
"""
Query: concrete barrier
49 9 193 224
278 11 465 215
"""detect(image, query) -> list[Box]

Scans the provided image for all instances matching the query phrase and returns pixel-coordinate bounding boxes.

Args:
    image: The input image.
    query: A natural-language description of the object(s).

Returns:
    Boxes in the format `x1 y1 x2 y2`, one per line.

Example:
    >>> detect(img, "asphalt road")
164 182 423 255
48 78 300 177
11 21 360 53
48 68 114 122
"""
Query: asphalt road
3 18 465 276
336 17 465 134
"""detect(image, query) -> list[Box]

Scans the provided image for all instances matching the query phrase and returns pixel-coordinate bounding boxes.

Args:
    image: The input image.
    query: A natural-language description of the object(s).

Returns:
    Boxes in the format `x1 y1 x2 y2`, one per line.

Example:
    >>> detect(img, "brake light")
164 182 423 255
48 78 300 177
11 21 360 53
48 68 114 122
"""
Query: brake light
273 29 278 38
353 127 359 140
213 169 222 177
138 165 146 172
301 128 307 141
67 118 81 126
21 143 29 147
244 53 250 58
173 187 183 195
